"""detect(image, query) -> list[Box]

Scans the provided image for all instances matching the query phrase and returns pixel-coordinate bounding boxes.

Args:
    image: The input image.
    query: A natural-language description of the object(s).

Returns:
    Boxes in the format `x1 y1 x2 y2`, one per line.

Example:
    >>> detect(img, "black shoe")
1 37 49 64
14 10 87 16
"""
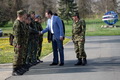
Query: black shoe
12 68 22 76
59 63 64 66
26 64 31 68
12 71 22 76
75 62 82 66
40 60 43 63
22 65 29 71
17 68 26 75
82 58 87 66
29 63 33 67
75 59 82 66
26 64 30 68
37 59 43 63
22 64 30 72
32 61 38 65
12 68 24 76
50 63 58 66
12 72 18 76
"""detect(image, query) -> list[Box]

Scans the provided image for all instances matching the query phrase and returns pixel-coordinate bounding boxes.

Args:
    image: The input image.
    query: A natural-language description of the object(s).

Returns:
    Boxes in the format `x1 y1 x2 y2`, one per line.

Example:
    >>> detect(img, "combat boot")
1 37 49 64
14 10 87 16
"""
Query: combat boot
82 58 87 66
75 58 82 66
22 64 29 71
24 64 30 71
17 66 27 75
37 58 43 63
12 68 23 76
12 68 18 76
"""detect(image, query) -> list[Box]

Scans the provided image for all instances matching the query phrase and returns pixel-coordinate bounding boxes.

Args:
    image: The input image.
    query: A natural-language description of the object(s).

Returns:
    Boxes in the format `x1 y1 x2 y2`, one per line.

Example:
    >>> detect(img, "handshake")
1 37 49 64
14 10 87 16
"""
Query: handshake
38 31 64 41
38 31 43 35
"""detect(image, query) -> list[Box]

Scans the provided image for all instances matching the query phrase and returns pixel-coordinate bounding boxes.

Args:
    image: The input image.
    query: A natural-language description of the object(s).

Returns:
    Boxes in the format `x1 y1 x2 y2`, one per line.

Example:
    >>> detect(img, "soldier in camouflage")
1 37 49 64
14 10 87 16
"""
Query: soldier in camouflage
35 15 43 63
29 11 39 65
72 13 87 66
23 14 32 69
21 11 31 71
12 10 27 75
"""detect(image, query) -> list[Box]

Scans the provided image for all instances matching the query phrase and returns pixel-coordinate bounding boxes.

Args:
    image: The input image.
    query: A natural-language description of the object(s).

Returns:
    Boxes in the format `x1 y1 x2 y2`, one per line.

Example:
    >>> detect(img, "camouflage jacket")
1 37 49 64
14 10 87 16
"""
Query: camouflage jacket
13 20 25 46
29 20 39 40
24 23 30 45
35 21 43 41
72 19 86 41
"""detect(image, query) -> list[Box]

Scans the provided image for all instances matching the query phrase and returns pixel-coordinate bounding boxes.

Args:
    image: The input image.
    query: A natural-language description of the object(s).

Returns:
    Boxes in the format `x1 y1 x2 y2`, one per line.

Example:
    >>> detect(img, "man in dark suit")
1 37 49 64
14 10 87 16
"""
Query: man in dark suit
41 10 64 66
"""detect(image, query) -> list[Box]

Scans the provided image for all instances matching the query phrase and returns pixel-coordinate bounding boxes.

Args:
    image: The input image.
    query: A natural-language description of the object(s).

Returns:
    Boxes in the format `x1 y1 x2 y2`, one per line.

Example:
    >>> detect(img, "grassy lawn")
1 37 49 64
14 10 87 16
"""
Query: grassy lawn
0 38 70 64
65 19 120 36
0 22 13 33
85 19 120 36
1 19 120 36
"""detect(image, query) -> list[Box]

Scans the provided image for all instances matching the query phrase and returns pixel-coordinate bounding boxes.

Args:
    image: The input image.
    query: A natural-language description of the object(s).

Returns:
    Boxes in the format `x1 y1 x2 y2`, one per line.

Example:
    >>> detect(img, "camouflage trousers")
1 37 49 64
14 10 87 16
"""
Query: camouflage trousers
23 43 28 64
73 41 87 59
32 40 38 62
13 45 25 68
26 39 38 63
37 40 42 59
26 40 32 64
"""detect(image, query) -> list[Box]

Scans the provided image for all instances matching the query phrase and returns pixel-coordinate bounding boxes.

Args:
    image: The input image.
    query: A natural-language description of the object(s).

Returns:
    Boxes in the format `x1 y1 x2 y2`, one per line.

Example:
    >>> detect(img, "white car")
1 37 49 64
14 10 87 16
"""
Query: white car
0 29 3 37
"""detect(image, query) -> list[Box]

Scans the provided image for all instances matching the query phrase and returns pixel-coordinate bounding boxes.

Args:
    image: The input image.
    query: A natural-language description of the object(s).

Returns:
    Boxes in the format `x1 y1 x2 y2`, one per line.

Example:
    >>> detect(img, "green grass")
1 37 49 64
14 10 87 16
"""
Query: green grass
0 38 70 64
1 19 120 36
0 21 13 33
64 19 120 36
85 19 120 36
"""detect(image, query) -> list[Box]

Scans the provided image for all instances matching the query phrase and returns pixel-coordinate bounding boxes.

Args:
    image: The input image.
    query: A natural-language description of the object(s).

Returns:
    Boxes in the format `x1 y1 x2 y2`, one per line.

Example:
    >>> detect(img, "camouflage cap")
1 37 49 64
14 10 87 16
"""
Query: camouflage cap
72 12 80 19
17 10 25 15
72 12 79 17
29 11 35 14
23 10 27 14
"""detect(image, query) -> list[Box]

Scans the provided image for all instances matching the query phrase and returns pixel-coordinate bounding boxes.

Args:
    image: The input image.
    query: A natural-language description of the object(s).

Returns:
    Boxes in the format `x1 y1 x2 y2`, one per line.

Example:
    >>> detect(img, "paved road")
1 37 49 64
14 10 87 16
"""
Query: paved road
0 63 12 80
0 37 8 38
6 36 120 80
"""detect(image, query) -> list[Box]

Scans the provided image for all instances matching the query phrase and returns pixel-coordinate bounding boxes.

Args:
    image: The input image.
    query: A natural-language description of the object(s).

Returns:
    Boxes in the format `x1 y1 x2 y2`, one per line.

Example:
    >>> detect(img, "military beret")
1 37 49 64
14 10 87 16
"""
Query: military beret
17 10 25 15
29 11 35 14
35 15 41 19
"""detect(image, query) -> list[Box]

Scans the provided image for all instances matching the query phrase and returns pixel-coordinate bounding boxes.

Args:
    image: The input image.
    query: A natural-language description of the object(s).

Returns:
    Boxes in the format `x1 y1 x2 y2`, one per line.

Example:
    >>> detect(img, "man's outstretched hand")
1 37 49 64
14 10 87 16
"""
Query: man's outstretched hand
39 31 43 35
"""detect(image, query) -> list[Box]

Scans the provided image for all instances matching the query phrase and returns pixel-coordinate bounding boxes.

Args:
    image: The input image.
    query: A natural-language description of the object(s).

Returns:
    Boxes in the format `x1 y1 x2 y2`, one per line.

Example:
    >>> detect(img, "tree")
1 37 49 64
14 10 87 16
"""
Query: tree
78 0 93 18
10 0 23 21
92 0 117 14
58 0 78 23
0 0 16 26
0 0 56 26
36 0 56 18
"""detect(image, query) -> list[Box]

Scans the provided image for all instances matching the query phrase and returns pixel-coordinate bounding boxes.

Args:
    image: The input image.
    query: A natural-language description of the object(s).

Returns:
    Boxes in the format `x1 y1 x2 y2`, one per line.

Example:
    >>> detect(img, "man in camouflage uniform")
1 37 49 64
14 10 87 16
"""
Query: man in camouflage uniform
23 14 31 69
21 11 31 71
35 15 43 63
28 11 38 65
25 13 40 66
12 10 27 75
72 13 87 66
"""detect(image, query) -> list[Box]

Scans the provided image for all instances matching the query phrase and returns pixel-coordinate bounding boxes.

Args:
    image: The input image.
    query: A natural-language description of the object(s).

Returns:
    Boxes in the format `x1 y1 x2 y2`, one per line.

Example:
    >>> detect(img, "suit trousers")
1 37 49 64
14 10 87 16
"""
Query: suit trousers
52 35 64 64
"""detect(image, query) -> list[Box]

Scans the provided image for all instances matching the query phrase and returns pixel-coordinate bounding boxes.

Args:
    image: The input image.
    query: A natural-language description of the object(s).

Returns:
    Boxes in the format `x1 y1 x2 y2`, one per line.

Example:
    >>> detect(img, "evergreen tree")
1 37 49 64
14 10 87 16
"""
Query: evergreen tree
58 0 78 23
